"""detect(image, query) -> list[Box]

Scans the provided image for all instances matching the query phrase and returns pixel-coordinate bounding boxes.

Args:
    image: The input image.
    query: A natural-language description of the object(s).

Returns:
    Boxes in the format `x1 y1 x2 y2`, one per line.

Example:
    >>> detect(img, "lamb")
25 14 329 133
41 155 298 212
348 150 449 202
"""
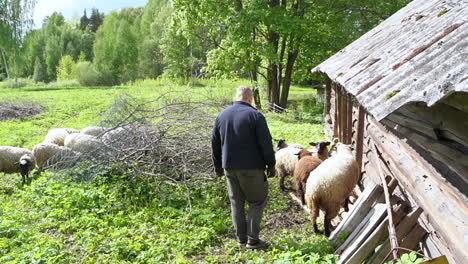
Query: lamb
32 143 75 172
275 146 303 191
309 141 331 161
305 142 359 236
64 133 103 153
292 149 323 205
275 139 304 151
0 146 36 184
81 126 107 137
44 128 80 146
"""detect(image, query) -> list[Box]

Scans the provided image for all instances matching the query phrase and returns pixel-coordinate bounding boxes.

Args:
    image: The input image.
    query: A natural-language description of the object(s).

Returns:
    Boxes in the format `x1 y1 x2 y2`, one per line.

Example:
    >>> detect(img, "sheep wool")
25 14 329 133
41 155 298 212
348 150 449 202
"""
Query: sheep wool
32 143 74 171
0 146 36 184
275 146 303 191
81 126 107 137
305 143 359 236
44 128 80 146
293 149 322 205
64 133 102 153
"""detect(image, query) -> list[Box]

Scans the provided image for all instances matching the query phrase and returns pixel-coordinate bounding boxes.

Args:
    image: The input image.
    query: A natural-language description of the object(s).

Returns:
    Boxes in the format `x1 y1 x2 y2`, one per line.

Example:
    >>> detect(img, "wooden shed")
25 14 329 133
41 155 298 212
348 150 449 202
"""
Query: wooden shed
311 0 467 263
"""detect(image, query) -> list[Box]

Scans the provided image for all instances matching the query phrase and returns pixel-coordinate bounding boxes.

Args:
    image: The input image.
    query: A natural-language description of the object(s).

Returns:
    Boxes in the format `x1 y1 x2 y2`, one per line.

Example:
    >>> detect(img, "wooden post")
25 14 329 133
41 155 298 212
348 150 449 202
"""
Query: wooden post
373 144 399 260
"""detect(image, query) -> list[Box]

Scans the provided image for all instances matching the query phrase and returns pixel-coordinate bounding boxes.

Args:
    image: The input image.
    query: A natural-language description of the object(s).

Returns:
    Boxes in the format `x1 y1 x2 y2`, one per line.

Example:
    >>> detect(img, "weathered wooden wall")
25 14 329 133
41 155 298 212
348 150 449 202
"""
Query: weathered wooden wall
325 80 468 264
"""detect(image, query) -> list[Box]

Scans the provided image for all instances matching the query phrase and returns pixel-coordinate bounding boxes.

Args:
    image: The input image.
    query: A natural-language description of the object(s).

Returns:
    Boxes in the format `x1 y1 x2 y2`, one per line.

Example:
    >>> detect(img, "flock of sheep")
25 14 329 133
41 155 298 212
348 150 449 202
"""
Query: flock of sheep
0 126 115 184
1 126 358 237
274 139 360 236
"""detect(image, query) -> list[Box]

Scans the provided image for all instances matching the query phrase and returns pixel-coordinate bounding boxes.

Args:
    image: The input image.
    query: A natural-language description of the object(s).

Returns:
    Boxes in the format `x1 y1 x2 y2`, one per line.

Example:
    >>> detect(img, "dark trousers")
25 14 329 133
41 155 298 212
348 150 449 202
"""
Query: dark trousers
225 169 268 243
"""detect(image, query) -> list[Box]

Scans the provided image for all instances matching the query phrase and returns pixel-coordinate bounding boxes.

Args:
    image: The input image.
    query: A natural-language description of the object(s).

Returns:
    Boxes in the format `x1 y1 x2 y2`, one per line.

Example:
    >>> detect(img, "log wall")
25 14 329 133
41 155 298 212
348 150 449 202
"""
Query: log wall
325 80 468 264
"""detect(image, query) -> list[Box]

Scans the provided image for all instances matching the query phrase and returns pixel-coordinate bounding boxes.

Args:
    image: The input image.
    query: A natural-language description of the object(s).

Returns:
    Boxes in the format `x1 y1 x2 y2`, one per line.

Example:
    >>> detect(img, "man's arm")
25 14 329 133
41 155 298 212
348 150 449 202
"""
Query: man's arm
255 113 276 168
211 117 223 170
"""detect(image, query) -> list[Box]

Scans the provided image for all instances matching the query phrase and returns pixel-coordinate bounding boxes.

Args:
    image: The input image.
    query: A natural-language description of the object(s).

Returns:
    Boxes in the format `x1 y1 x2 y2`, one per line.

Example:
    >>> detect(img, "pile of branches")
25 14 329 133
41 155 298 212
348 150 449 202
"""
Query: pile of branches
0 101 44 121
48 91 230 185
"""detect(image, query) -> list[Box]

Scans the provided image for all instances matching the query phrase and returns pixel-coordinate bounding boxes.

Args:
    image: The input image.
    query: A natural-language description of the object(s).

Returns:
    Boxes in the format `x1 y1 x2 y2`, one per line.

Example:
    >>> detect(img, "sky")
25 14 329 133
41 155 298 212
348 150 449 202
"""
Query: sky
33 0 148 28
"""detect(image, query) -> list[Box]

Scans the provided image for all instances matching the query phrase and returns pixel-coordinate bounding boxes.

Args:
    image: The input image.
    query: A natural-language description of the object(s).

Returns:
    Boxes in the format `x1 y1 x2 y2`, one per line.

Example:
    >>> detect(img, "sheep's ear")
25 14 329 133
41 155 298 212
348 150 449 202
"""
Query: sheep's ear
309 142 316 146
333 138 339 144
294 152 300 156
325 141 331 146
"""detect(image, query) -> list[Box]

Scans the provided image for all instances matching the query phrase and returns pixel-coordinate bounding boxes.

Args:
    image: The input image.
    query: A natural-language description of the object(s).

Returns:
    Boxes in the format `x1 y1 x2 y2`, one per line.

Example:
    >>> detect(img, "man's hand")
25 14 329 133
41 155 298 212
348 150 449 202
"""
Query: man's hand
215 167 224 177
267 165 276 178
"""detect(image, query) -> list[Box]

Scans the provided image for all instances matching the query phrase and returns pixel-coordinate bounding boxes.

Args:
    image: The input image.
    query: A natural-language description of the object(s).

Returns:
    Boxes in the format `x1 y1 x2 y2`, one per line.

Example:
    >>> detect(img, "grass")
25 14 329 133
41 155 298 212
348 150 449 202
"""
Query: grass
0 79 335 263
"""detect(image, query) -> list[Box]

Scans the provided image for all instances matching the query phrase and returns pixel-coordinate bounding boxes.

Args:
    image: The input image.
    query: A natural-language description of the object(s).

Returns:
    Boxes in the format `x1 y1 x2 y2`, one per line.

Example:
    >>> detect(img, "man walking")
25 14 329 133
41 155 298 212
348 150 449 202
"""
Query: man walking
211 86 276 249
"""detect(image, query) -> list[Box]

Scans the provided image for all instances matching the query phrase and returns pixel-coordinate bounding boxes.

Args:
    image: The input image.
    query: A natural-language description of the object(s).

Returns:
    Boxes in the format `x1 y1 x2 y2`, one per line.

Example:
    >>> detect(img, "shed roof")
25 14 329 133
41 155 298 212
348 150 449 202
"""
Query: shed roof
312 0 468 121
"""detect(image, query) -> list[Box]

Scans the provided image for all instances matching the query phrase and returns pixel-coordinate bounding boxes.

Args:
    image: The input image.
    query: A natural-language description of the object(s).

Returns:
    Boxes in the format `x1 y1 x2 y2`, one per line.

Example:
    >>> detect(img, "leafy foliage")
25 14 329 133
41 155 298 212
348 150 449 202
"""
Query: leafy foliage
93 8 143 85
386 253 425 264
56 55 76 81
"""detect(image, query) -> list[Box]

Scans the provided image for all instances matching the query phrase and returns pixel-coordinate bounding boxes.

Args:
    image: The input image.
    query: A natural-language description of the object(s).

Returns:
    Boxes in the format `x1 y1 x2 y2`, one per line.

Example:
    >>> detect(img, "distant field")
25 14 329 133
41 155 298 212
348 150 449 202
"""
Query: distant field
0 79 334 263
0 79 325 149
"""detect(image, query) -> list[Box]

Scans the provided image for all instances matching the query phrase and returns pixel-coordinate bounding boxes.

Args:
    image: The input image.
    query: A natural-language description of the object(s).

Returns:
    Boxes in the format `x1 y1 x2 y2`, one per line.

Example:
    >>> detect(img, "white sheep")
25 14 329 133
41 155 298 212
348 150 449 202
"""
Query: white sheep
81 126 107 137
305 142 359 236
275 139 304 151
0 146 36 184
32 143 75 172
64 133 103 153
44 128 80 146
275 146 303 191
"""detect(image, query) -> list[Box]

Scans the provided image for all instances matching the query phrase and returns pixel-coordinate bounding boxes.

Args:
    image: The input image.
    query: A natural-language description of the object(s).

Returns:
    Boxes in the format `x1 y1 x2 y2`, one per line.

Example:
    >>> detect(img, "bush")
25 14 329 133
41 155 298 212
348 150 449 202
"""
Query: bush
0 78 38 88
56 55 77 81
75 61 102 86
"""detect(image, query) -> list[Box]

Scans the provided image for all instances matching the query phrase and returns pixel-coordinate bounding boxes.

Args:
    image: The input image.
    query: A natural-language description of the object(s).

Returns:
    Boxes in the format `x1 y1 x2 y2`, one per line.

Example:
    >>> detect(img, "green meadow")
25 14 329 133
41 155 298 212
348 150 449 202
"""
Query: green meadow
0 80 334 263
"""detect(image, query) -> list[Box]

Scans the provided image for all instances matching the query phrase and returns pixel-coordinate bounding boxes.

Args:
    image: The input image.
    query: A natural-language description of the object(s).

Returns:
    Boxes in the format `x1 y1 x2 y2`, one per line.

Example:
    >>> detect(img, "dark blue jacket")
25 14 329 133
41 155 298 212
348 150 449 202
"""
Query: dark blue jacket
211 101 276 170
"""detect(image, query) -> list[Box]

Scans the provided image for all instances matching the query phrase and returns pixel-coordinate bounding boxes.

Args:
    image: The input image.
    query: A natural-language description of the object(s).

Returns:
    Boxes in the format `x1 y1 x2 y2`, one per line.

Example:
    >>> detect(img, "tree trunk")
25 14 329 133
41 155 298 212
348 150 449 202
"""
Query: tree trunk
279 49 299 108
1 48 10 79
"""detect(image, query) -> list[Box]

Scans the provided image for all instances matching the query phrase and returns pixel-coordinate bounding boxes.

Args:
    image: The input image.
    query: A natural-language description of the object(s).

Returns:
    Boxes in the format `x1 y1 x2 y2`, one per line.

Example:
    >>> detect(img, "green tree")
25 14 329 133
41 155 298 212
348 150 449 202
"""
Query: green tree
172 0 411 108
32 56 46 82
93 8 142 84
89 7 104 32
79 9 89 31
138 0 172 79
0 0 36 85
56 55 76 80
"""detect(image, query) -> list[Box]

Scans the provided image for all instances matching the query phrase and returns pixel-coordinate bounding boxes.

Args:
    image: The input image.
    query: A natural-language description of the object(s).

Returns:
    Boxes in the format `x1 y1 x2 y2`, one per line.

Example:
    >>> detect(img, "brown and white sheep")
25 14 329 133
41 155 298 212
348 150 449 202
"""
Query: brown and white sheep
305 143 359 236
293 149 322 205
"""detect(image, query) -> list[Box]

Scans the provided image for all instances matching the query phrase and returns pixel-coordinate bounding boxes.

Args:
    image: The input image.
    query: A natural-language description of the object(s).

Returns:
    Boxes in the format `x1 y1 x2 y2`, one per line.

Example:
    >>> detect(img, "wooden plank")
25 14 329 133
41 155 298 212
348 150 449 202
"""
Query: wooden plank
367 207 423 264
366 118 468 264
341 206 406 264
335 203 387 255
355 106 365 172
330 184 382 244
399 223 427 255
441 92 468 114
347 96 353 144
421 256 449 264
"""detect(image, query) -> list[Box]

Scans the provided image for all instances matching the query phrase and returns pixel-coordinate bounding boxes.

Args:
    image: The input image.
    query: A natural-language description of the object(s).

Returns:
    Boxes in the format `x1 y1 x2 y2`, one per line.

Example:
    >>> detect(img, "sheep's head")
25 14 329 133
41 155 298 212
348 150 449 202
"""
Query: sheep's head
275 139 287 150
19 153 35 175
309 141 330 156
335 143 353 154
295 149 312 160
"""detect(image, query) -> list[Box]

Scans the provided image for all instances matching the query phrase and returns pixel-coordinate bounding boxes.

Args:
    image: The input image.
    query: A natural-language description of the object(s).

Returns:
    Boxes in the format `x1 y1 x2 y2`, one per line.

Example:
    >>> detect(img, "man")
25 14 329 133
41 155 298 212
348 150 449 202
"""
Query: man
211 86 276 249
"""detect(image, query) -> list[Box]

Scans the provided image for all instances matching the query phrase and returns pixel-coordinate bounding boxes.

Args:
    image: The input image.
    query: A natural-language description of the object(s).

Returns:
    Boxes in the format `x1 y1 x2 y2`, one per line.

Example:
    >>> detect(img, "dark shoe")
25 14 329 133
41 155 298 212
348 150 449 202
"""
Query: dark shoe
237 241 246 247
246 238 268 249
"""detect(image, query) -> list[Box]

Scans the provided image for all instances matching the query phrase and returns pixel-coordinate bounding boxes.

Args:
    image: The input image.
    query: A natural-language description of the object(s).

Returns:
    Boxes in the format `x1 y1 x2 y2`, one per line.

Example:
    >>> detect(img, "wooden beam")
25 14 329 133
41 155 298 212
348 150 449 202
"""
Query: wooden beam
346 95 353 144
367 118 468 264
340 205 406 264
330 184 382 244
335 203 387 255
367 207 424 264
355 106 365 172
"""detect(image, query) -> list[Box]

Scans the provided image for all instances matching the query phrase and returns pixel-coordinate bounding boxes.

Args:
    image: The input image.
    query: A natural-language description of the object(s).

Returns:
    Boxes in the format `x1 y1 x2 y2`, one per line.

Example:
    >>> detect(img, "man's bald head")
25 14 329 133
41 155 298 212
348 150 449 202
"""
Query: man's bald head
236 86 253 104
